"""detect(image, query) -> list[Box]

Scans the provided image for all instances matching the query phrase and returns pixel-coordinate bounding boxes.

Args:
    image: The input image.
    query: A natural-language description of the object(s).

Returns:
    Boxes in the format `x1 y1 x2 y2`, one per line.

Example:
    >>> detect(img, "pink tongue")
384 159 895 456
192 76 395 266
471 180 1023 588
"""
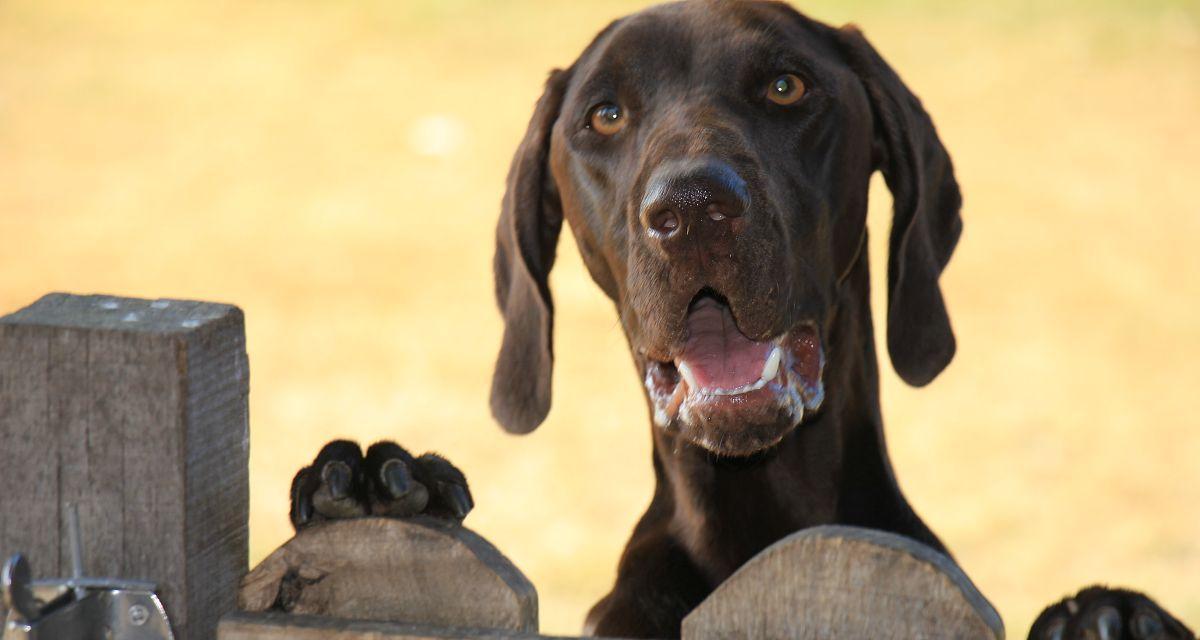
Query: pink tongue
679 297 772 390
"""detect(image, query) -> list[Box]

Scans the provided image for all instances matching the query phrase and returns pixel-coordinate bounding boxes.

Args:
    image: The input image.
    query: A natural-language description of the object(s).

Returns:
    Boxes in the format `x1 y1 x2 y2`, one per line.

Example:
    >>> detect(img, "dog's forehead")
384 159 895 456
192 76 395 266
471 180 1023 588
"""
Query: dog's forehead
569 1 839 93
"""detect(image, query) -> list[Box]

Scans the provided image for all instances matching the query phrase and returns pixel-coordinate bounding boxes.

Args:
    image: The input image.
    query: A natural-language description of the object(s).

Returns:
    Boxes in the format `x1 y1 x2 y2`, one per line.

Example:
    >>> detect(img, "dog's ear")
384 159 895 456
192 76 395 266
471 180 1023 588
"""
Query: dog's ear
838 26 963 387
490 69 571 434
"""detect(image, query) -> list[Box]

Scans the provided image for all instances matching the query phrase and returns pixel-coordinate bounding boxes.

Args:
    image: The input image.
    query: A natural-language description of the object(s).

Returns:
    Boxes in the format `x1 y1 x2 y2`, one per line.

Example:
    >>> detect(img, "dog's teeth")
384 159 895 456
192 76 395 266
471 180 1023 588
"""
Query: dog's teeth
761 346 782 382
677 361 698 390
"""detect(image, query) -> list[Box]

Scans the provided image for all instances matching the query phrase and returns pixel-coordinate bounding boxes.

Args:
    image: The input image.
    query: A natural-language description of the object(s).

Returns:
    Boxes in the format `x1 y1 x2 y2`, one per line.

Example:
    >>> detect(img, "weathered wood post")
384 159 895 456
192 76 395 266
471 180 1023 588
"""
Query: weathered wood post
227 517 538 639
0 292 250 640
681 525 1005 640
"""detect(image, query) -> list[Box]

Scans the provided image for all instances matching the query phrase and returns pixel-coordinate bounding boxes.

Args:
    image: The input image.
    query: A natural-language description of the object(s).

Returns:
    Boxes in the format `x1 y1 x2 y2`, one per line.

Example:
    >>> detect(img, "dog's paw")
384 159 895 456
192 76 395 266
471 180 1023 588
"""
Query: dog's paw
1029 586 1194 640
363 442 474 520
290 439 473 531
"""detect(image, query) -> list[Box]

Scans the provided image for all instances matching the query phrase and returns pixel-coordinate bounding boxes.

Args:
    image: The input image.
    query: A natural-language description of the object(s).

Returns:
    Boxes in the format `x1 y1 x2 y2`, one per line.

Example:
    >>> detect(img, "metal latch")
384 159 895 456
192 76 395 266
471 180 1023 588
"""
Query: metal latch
2 505 174 640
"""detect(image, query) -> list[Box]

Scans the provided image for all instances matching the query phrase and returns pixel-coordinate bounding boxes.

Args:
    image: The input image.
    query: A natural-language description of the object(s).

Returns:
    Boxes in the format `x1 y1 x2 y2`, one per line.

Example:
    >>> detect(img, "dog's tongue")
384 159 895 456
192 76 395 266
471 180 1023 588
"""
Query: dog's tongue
679 297 773 391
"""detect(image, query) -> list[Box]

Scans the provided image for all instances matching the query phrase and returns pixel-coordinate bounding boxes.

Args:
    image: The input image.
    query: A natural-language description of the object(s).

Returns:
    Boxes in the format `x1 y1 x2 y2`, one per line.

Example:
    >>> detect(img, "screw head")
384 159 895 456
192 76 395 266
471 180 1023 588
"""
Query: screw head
129 603 150 626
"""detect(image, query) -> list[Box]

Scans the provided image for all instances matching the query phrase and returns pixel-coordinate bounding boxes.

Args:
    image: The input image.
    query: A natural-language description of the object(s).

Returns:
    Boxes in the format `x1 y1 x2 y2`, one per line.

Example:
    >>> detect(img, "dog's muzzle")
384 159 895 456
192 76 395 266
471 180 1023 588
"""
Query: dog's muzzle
643 294 825 451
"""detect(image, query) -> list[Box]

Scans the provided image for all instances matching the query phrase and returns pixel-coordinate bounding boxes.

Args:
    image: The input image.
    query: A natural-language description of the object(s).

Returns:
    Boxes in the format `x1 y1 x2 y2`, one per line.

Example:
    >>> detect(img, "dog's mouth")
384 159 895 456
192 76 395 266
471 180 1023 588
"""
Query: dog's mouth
643 292 825 454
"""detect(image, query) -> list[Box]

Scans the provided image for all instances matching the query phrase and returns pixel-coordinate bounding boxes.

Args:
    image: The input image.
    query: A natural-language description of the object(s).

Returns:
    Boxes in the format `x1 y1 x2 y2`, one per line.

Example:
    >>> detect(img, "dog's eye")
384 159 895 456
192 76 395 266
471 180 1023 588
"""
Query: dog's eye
588 103 626 136
767 74 806 106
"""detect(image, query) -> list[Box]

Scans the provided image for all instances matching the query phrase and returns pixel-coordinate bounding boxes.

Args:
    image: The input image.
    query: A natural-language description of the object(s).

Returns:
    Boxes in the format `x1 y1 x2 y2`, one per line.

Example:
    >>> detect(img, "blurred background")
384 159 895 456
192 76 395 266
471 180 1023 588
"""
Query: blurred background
2 0 1198 634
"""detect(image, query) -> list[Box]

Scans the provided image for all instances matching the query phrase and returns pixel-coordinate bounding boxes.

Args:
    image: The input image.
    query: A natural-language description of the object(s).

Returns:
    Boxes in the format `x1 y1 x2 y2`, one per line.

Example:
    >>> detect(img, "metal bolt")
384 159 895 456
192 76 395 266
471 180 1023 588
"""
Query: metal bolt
129 603 149 626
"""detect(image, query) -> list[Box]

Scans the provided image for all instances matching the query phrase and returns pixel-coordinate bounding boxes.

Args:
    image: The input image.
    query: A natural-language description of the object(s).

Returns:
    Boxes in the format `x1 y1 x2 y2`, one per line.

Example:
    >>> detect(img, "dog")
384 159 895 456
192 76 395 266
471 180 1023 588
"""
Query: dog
292 2 1193 637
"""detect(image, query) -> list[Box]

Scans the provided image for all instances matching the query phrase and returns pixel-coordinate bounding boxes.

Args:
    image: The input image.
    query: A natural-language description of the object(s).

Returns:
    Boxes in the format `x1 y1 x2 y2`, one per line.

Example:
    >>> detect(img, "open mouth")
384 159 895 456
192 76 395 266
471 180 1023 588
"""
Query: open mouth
643 292 825 450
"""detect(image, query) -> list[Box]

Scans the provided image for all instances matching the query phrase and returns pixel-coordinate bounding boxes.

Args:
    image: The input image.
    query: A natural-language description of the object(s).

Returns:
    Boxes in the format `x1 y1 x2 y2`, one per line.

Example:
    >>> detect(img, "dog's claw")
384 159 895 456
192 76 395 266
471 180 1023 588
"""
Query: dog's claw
440 482 474 520
289 468 316 528
413 453 473 521
322 460 353 501
294 499 313 527
1135 611 1166 640
380 459 412 498
367 445 431 517
1095 606 1121 640
1043 618 1066 640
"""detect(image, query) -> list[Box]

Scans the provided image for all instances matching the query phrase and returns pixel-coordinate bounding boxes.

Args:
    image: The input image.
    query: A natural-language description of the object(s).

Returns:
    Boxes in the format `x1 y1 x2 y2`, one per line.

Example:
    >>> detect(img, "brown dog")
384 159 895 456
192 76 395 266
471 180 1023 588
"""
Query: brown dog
490 2 958 634
292 2 1192 637
490 1 952 634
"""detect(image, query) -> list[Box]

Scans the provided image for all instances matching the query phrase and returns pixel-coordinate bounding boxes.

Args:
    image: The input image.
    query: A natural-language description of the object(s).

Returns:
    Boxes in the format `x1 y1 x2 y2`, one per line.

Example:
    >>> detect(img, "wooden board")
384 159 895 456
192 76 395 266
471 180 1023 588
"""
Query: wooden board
0 292 250 640
220 611 563 640
238 517 538 634
681 525 1005 640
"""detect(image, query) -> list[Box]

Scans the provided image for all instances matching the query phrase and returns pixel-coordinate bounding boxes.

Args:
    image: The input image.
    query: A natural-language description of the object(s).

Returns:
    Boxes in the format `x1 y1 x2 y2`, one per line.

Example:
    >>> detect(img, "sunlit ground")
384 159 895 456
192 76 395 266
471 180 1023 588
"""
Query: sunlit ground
2 0 1198 634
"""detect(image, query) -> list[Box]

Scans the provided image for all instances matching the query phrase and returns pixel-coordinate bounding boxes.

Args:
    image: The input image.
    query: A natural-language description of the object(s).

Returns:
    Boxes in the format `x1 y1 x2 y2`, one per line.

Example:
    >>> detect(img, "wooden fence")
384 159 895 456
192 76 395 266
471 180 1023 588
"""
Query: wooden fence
0 293 1003 640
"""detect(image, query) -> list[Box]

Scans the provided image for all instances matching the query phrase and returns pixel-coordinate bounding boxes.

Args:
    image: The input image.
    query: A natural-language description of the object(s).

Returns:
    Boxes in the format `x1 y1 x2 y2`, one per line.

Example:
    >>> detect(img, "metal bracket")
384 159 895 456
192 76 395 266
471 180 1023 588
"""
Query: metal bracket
2 505 175 640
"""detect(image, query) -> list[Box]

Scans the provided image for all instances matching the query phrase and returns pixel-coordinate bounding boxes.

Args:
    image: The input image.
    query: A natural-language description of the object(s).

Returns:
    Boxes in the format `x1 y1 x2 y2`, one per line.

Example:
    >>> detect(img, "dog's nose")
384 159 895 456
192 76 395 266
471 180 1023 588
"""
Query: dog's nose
639 159 750 237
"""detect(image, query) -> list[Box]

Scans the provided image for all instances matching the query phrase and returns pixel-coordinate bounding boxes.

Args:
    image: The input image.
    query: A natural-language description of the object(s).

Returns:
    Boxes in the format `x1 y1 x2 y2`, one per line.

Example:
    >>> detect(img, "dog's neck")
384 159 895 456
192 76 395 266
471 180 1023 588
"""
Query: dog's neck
643 249 943 582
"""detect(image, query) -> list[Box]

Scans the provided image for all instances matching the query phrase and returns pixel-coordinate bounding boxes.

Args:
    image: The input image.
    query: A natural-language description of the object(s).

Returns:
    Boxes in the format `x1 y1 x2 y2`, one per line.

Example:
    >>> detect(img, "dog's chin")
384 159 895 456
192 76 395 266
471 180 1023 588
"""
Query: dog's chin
672 390 802 457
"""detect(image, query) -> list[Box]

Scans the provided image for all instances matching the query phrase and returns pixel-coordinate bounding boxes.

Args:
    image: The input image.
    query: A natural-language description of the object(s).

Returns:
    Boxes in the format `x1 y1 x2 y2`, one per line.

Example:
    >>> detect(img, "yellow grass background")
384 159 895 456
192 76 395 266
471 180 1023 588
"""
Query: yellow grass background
2 0 1198 634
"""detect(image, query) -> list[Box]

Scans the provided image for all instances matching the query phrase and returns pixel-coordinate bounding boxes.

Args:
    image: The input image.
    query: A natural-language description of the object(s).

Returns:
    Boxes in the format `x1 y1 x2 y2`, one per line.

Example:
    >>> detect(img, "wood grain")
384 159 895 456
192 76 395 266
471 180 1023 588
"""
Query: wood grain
238 517 538 634
0 292 250 640
681 525 1005 640
220 611 565 640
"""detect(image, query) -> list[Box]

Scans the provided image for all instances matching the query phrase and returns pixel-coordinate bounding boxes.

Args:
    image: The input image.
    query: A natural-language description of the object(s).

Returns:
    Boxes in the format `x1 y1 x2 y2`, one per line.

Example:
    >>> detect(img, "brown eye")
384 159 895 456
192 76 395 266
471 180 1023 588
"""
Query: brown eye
588 103 626 135
767 73 806 105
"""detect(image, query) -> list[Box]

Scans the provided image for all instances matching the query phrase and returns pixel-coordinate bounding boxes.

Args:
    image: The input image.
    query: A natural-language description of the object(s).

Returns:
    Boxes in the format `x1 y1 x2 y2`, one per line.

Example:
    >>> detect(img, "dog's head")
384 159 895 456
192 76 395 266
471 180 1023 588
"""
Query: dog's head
491 0 961 456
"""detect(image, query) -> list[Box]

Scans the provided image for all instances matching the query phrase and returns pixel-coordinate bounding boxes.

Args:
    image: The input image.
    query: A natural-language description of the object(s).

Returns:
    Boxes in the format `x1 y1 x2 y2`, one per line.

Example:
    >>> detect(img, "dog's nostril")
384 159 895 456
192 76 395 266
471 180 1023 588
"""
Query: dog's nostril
650 209 681 235
706 204 729 222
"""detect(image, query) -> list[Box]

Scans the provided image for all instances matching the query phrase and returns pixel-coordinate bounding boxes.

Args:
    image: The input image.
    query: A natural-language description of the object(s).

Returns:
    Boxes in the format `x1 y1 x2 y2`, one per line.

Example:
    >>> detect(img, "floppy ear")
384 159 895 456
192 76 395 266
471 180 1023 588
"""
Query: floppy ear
490 69 571 433
838 27 963 387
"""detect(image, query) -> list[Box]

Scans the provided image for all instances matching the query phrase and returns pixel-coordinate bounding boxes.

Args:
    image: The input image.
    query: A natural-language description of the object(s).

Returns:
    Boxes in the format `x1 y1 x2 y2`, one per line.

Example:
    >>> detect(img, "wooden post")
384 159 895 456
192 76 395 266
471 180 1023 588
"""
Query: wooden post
234 517 538 636
0 292 250 640
681 525 1005 640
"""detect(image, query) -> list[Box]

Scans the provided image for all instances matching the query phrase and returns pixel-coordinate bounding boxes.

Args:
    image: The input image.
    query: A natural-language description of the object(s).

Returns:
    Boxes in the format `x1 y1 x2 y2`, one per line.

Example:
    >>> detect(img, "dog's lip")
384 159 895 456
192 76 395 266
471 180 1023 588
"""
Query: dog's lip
642 321 826 430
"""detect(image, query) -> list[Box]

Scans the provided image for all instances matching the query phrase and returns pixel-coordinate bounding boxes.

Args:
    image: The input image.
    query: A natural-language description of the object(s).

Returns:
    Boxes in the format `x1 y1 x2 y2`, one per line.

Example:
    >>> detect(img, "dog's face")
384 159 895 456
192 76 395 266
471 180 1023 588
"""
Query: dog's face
491 0 961 456
548 2 871 454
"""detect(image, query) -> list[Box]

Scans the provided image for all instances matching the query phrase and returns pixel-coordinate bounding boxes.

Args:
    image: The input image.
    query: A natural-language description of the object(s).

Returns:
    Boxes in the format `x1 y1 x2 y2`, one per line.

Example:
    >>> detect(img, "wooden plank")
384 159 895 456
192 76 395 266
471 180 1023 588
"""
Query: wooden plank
220 611 568 640
0 293 250 640
238 517 538 634
680 525 1005 640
